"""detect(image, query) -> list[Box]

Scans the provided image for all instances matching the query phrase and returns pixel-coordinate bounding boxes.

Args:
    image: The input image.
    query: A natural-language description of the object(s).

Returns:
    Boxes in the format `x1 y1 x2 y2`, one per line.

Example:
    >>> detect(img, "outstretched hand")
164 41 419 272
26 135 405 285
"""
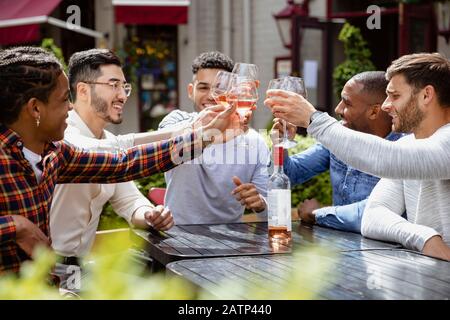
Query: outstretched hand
199 103 242 145
270 118 297 144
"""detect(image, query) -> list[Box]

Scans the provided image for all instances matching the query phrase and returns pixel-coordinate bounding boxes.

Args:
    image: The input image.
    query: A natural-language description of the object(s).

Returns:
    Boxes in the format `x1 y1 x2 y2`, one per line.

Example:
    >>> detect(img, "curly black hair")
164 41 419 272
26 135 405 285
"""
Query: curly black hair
68 49 121 102
191 51 234 74
0 46 63 125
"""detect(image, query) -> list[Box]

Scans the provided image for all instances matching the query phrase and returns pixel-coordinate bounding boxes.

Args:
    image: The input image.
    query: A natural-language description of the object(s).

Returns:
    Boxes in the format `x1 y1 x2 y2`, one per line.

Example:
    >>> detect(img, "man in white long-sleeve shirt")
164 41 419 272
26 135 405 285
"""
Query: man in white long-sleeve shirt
265 52 450 261
50 49 174 264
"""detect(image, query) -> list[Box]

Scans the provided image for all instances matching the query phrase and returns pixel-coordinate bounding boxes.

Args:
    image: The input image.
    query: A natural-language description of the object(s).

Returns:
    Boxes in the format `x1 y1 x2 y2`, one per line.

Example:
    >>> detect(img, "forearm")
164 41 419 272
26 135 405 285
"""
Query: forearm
361 205 439 251
133 121 192 146
58 131 205 184
307 113 450 180
65 132 135 152
130 206 153 229
0 216 16 245
110 182 155 226
314 199 367 233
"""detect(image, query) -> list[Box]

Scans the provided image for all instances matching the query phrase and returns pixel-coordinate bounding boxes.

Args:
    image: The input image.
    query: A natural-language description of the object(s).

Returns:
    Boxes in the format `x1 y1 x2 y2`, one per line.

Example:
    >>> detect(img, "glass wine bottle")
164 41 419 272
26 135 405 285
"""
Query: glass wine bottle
267 145 292 244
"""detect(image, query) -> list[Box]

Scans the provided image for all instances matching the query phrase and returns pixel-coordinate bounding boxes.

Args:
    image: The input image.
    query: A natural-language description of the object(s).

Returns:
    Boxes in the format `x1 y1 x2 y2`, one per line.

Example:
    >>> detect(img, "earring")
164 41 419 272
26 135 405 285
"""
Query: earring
36 115 40 127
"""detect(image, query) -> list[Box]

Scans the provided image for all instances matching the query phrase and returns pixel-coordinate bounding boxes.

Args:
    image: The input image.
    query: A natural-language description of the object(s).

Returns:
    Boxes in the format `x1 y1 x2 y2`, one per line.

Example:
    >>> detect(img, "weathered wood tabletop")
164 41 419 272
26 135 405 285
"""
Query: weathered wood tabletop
166 249 450 300
131 221 402 270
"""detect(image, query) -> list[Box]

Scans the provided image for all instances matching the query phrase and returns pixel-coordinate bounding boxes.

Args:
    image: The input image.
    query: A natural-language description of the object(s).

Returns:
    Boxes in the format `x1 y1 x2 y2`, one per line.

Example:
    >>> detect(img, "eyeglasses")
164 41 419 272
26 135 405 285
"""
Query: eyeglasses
82 80 132 97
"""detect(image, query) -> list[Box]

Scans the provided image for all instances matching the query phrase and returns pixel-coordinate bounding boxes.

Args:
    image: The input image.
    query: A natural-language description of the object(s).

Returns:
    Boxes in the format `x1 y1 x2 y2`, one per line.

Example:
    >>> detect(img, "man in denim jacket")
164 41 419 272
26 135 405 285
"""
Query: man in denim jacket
271 71 402 233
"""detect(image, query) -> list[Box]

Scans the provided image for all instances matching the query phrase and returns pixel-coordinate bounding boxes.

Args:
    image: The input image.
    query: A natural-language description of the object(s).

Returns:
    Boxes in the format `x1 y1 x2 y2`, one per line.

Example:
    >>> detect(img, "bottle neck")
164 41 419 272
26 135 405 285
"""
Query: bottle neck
273 145 284 173
273 163 284 174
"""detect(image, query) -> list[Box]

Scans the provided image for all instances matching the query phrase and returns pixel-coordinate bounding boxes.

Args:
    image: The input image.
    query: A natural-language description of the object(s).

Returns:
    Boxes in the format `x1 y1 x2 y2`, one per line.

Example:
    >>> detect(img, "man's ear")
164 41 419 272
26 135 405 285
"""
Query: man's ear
367 103 382 120
421 85 435 107
187 83 194 101
76 82 90 102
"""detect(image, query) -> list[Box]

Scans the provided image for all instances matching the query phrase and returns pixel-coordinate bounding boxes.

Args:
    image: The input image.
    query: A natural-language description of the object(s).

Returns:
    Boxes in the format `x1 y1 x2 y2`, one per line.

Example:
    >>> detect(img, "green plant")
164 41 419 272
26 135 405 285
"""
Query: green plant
40 38 67 73
333 23 375 98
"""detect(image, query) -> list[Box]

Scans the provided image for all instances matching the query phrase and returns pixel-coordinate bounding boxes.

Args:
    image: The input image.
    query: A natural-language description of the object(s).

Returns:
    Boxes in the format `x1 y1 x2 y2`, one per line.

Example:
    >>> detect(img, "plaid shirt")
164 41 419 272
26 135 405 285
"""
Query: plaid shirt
0 124 200 273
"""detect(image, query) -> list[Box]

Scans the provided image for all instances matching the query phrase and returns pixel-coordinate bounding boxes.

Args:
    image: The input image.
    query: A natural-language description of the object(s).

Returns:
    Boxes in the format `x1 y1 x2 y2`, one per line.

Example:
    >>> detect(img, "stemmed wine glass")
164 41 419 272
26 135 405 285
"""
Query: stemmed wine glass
227 77 259 147
210 70 237 108
267 76 308 148
232 63 259 82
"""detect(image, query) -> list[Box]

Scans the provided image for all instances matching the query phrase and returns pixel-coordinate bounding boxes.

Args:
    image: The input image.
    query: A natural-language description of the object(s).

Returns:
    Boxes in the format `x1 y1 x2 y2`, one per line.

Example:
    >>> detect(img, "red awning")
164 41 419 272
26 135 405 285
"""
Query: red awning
0 0 61 45
113 0 189 25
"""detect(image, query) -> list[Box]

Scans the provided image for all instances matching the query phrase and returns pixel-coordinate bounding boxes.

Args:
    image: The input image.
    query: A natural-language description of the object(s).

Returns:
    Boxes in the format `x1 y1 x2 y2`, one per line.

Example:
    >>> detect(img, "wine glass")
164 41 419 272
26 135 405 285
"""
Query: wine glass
228 77 259 147
210 71 237 107
232 62 258 81
267 76 308 148
267 78 294 148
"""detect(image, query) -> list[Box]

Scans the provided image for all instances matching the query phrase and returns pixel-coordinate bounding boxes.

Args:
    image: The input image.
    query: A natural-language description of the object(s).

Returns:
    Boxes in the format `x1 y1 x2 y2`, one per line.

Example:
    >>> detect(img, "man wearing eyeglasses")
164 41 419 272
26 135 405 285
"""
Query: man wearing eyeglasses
49 49 175 284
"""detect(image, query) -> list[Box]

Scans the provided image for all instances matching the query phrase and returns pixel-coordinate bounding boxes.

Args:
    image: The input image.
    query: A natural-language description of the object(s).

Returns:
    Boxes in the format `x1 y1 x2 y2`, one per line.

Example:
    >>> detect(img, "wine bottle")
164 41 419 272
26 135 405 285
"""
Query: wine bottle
267 145 292 244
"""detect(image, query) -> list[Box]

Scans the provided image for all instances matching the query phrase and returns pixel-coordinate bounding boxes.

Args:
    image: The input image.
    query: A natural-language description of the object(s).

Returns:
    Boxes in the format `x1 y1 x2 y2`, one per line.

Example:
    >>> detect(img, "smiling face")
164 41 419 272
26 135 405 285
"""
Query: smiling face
89 64 128 124
38 72 72 141
382 74 425 133
188 68 223 112
334 79 372 133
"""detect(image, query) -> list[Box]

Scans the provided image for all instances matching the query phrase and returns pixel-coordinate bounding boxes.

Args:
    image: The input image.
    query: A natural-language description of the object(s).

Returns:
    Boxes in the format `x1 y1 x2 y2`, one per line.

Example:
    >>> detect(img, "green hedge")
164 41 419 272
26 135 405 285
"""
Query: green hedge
98 132 332 230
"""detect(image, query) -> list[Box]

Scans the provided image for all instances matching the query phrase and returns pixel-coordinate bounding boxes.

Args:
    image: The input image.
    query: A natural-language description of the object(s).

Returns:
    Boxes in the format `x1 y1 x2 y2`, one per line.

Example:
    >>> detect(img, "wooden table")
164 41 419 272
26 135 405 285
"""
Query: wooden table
166 249 450 300
131 221 401 271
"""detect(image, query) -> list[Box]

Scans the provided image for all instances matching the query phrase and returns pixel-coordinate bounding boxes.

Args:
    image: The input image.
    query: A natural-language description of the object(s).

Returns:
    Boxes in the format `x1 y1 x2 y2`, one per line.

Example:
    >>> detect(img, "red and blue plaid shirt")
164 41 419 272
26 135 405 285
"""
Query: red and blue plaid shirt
0 124 200 273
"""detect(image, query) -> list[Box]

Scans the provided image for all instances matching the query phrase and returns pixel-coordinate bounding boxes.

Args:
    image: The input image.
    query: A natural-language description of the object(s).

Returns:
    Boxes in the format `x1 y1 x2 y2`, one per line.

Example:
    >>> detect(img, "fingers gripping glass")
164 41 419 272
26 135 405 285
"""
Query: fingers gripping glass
229 77 258 148
82 80 132 97
267 76 307 149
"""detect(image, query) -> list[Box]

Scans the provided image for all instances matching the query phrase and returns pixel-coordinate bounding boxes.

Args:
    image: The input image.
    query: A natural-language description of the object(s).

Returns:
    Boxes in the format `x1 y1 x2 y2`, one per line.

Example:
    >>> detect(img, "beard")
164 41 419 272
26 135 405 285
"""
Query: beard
393 94 425 133
91 91 123 124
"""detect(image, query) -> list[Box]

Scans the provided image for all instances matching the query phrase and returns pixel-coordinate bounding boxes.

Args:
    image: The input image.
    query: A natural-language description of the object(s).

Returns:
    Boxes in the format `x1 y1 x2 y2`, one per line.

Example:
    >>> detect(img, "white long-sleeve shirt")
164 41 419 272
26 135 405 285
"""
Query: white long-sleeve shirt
50 110 153 257
308 113 450 251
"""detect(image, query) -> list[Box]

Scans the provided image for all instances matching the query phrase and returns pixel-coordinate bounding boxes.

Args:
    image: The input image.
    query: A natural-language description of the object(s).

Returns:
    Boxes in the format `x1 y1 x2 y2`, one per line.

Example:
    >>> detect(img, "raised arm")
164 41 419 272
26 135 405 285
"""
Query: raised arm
308 113 450 180
57 103 239 184
57 131 201 184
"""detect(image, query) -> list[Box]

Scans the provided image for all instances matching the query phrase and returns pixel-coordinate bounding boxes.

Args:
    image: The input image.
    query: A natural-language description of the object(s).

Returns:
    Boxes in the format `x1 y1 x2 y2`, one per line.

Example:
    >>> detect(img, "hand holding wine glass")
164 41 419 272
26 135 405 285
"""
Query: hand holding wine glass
266 76 308 148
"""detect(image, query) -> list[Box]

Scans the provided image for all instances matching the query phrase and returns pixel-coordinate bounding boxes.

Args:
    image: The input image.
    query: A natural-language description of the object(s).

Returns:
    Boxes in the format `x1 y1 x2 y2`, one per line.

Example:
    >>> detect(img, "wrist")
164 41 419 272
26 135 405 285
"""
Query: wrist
195 127 214 150
308 110 323 126
255 196 267 213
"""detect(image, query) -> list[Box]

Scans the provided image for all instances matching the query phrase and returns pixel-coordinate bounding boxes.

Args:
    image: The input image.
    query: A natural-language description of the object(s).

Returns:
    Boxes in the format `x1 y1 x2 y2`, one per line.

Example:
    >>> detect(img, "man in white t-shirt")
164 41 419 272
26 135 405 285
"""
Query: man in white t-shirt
159 52 270 224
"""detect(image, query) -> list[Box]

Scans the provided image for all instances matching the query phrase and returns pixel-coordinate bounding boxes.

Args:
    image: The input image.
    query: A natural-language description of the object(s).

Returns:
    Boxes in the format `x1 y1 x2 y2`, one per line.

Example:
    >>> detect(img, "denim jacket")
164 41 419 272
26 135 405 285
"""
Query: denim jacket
284 132 403 232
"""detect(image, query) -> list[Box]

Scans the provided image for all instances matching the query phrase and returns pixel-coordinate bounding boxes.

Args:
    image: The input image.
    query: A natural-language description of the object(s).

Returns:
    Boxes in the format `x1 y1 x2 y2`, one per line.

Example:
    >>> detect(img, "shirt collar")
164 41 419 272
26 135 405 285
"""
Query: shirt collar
0 123 58 153
0 123 25 149
67 109 106 139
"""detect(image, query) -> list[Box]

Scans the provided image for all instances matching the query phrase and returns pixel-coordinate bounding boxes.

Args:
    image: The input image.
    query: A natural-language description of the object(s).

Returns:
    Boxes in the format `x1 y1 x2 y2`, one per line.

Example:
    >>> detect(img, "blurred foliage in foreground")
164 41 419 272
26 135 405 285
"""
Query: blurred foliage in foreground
0 231 336 299
99 131 332 230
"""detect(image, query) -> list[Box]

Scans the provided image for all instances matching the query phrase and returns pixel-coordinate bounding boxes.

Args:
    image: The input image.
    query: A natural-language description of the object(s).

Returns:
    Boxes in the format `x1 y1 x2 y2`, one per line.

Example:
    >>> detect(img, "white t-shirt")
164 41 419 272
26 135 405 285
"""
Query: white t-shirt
22 146 42 183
